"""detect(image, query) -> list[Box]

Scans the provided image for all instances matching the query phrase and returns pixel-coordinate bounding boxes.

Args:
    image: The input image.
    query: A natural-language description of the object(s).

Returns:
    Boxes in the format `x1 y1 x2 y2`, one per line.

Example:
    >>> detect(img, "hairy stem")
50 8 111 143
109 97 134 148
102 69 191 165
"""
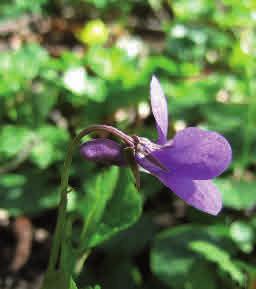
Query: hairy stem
44 124 133 280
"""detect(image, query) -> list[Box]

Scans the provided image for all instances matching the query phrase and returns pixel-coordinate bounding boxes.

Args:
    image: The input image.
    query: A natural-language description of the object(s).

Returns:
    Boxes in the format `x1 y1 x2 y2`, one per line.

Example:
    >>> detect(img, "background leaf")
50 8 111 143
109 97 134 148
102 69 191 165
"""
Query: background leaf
216 179 256 210
150 225 244 289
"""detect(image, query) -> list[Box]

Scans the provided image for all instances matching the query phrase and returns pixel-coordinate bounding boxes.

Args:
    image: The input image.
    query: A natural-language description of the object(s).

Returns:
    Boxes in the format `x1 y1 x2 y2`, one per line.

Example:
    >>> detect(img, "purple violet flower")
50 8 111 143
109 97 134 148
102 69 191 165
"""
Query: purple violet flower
80 76 232 215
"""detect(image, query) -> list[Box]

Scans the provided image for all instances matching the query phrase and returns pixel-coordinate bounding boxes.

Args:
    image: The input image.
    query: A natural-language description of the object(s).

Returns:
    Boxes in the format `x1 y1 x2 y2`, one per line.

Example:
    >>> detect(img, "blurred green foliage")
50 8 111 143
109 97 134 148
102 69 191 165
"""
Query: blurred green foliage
0 0 256 289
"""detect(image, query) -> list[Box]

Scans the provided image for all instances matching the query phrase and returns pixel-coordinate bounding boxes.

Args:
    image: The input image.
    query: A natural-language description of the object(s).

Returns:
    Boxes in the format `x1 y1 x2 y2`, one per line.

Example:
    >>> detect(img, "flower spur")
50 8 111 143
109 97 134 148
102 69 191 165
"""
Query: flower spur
80 76 232 215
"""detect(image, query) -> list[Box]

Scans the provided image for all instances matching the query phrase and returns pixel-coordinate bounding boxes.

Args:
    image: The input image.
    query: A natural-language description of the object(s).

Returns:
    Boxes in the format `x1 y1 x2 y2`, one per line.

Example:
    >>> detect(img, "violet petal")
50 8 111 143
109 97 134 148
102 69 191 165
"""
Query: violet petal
80 138 126 166
157 173 222 215
136 152 222 214
150 76 168 144
138 127 232 180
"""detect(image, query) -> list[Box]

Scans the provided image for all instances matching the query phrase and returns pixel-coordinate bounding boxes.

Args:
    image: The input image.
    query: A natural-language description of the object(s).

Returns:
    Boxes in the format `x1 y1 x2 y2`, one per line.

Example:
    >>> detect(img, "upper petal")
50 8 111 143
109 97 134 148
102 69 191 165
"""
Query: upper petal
150 76 168 144
138 127 232 180
158 174 222 215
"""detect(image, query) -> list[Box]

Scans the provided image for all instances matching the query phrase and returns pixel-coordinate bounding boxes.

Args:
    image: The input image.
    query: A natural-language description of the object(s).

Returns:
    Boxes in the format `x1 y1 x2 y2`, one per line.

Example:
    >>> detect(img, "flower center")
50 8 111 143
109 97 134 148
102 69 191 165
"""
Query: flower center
132 136 160 157
132 136 169 172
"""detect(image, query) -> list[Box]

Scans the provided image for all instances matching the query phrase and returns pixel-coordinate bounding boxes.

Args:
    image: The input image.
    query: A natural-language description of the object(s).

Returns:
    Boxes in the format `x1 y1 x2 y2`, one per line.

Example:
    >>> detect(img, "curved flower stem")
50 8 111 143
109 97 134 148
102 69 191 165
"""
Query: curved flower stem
45 125 134 274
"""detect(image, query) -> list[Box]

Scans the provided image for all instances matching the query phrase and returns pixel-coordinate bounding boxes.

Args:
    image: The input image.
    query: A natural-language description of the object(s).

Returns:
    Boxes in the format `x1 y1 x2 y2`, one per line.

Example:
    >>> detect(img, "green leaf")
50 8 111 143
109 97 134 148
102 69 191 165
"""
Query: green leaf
0 125 69 169
78 167 142 248
172 0 214 21
30 125 69 168
0 0 46 19
89 168 142 247
185 260 217 289
203 103 247 134
103 215 156 256
85 77 107 103
0 44 49 96
70 279 79 289
0 171 59 216
151 225 235 289
0 125 33 159
190 241 245 285
79 166 120 229
215 179 256 210
230 221 255 253
151 226 209 288
86 47 140 86
30 87 58 124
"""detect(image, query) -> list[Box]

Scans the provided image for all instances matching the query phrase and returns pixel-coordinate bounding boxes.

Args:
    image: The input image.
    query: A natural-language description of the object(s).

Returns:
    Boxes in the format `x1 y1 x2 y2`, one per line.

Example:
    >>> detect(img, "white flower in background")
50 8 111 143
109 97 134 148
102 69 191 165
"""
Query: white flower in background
63 67 87 94
174 120 186 132
117 35 145 58
138 101 150 119
171 24 187 38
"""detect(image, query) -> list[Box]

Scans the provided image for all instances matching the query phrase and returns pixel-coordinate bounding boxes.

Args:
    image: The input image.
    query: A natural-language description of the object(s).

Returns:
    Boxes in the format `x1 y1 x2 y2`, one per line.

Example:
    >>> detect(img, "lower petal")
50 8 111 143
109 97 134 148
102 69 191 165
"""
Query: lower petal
156 173 222 215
